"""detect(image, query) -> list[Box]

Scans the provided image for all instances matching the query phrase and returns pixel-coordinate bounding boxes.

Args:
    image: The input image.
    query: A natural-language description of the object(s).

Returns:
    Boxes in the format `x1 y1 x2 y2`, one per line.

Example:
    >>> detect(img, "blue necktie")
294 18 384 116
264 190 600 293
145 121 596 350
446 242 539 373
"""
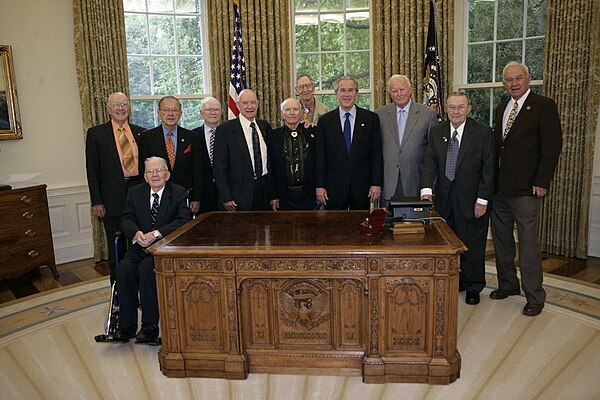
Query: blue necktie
445 130 459 181
343 112 351 155
397 108 407 145
151 193 159 228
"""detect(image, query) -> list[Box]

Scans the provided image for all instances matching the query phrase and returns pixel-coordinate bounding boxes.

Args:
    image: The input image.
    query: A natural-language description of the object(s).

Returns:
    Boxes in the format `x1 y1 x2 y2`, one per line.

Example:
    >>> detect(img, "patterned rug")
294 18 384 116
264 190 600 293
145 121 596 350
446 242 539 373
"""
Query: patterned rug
1 267 599 399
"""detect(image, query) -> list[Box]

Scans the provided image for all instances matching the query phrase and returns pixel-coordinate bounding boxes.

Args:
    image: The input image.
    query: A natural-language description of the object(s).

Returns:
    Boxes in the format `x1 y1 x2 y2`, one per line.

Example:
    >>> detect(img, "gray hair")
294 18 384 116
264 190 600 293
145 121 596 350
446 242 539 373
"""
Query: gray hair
144 156 168 171
201 96 221 110
280 97 301 112
502 61 530 78
387 74 412 91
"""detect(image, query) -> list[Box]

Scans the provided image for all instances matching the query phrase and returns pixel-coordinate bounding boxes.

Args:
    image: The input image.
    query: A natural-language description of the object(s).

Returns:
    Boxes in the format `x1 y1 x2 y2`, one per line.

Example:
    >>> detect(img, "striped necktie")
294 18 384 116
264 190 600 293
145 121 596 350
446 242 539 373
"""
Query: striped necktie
151 193 159 228
117 127 135 173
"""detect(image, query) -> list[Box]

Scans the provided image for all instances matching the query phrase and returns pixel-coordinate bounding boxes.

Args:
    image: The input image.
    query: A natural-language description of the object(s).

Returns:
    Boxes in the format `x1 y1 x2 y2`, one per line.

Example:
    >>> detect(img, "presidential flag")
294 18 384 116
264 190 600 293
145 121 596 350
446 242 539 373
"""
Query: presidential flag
228 0 247 120
423 0 443 121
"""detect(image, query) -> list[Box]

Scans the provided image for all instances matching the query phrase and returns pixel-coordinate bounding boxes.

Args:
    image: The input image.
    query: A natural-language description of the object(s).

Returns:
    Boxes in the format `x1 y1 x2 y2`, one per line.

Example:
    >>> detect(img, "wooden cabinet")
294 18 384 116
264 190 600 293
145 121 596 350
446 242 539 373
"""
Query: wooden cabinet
151 211 465 384
0 184 58 279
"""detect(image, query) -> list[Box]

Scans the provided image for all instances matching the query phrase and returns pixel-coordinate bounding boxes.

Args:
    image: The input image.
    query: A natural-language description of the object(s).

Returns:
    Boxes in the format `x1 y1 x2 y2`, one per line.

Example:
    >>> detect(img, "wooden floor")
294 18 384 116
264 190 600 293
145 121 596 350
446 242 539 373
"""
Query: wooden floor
1 241 600 305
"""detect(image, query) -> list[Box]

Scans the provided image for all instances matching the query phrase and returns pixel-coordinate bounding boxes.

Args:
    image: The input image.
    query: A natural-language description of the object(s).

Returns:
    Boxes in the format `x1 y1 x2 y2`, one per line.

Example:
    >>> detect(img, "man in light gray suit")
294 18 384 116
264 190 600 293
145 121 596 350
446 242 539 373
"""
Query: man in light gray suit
375 75 438 204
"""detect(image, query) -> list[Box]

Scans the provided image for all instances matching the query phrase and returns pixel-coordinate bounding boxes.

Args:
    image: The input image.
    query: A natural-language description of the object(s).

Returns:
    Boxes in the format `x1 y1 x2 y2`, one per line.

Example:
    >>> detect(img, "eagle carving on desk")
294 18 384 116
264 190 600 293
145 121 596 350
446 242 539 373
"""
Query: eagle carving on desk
280 290 329 330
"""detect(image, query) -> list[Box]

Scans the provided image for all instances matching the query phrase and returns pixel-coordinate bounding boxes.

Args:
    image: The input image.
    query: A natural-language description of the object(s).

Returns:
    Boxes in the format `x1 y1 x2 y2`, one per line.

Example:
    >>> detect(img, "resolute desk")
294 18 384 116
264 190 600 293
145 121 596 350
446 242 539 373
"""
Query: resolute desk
150 211 465 384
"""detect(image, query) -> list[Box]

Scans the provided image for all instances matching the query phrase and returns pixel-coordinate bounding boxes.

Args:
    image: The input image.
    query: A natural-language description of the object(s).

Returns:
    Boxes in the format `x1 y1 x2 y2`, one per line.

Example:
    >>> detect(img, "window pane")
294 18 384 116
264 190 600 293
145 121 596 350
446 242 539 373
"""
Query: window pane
123 0 146 12
295 15 319 52
468 0 495 42
176 0 200 13
493 86 510 122
180 99 202 129
527 0 546 37
296 54 320 86
322 53 344 90
356 94 370 110
347 0 368 9
320 14 344 52
525 38 544 80
131 100 156 129
463 88 492 126
152 57 177 95
347 52 370 89
321 0 343 12
179 57 204 93
467 43 493 83
495 40 523 82
149 15 175 55
177 16 201 55
346 13 369 51
128 57 151 96
321 94 338 110
125 14 149 55
148 0 173 13
295 0 318 12
497 0 524 40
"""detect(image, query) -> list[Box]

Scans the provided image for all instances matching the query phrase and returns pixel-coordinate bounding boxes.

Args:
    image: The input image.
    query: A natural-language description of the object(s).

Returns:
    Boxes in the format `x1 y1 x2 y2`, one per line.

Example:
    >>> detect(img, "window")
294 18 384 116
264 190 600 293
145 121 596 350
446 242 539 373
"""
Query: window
293 0 372 109
124 0 211 129
457 0 546 125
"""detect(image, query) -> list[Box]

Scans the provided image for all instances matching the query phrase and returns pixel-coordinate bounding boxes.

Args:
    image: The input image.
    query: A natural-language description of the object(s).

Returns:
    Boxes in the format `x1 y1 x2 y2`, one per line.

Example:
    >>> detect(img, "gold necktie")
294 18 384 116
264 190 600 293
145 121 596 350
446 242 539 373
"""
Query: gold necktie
117 127 135 173
166 130 176 169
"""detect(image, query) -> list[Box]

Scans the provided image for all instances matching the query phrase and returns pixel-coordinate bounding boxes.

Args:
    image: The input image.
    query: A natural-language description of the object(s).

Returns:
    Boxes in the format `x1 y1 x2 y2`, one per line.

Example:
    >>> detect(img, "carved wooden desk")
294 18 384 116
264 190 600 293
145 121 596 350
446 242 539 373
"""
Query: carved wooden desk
151 211 465 384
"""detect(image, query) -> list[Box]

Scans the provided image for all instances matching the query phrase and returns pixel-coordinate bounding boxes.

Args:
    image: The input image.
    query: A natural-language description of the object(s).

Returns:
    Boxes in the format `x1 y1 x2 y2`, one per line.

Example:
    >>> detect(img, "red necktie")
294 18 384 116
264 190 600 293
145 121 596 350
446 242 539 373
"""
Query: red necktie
166 130 176 169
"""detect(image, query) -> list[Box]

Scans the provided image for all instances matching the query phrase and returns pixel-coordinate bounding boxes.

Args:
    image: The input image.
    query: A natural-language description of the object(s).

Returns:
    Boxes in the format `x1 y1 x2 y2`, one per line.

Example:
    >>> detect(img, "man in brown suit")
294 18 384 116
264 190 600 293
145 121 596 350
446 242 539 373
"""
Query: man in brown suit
489 61 562 316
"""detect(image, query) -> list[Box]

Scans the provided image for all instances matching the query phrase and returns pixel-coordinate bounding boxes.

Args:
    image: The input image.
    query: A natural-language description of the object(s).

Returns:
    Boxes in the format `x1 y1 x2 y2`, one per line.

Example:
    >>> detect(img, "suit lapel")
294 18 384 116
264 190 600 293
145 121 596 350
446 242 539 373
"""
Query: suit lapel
155 184 172 226
456 120 474 169
387 105 401 147
504 92 537 141
233 119 254 171
401 104 419 149
104 123 123 174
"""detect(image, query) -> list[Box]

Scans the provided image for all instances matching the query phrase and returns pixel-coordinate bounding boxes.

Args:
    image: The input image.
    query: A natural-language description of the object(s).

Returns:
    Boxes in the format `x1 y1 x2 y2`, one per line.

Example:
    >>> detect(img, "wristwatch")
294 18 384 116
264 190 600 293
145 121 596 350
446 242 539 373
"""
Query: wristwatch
153 230 161 239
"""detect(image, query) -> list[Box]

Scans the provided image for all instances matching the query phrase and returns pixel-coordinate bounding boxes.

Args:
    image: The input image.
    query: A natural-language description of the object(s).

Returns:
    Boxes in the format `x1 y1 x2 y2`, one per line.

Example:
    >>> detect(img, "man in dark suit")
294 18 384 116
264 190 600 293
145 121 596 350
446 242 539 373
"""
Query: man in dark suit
192 97 222 213
85 92 145 284
376 75 438 203
315 76 383 210
421 92 495 305
490 61 562 316
268 97 317 210
139 95 203 213
213 89 273 211
113 156 192 343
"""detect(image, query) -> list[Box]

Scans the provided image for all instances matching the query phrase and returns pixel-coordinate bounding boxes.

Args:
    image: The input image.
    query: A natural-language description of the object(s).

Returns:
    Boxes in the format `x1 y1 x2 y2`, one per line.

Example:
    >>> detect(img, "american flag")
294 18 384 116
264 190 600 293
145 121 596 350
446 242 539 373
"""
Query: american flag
423 0 443 121
228 0 247 120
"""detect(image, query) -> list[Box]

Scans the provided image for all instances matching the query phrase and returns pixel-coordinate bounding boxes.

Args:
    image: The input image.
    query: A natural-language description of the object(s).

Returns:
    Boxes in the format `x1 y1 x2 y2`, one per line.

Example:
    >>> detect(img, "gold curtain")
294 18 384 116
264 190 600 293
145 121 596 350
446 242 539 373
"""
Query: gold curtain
73 0 129 262
206 0 292 126
372 0 454 109
541 0 600 258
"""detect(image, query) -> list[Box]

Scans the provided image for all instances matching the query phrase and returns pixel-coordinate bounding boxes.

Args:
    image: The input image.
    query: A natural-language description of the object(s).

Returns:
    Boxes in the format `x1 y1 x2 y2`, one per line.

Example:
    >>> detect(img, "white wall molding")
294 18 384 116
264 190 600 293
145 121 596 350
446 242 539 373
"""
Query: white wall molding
47 185 93 264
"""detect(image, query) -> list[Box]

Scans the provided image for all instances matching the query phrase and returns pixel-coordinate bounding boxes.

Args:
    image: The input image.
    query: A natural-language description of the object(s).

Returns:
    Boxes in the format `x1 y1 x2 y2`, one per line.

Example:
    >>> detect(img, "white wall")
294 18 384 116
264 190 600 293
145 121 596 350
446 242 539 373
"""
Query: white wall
0 0 93 263
0 0 85 188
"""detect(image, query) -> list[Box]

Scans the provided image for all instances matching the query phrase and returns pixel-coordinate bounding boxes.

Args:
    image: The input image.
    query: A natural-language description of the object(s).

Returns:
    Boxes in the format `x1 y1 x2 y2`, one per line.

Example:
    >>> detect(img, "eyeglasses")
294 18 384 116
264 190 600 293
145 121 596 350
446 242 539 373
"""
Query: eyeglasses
160 108 181 113
202 108 221 113
447 104 467 111
145 168 167 175
296 83 314 90
109 102 129 108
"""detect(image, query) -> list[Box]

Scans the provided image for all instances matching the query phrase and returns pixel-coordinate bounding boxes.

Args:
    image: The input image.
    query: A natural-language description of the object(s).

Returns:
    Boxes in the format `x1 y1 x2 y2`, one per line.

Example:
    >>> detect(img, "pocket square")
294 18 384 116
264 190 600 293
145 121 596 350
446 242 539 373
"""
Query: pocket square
183 144 192 154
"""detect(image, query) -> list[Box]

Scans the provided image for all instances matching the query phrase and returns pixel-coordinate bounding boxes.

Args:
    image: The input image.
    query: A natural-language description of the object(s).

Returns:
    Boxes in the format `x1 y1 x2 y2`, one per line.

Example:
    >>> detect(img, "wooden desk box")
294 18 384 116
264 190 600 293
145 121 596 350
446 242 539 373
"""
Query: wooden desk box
151 211 465 384
0 184 58 280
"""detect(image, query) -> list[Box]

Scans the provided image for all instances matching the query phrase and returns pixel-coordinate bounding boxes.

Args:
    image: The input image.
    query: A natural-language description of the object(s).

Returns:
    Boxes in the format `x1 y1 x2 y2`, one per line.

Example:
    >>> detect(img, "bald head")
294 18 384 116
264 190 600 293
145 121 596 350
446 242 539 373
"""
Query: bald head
238 89 258 120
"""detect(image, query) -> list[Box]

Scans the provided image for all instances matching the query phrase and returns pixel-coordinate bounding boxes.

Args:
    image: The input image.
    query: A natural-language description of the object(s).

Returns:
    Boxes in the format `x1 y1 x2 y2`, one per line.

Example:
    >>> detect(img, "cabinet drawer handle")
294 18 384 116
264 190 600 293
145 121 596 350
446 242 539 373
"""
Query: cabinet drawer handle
28 250 39 258
20 195 32 204
25 229 36 238
22 211 34 220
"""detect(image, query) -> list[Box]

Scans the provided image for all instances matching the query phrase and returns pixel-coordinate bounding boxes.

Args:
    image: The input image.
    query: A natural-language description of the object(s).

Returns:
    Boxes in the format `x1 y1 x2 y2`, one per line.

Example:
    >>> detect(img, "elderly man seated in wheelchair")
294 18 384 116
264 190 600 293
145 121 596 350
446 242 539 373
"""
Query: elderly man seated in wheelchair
100 156 192 345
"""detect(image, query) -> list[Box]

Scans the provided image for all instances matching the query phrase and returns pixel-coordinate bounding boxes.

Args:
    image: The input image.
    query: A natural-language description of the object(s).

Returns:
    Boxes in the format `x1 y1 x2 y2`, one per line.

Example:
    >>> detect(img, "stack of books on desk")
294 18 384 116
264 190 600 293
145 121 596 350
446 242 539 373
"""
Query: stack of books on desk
392 221 425 235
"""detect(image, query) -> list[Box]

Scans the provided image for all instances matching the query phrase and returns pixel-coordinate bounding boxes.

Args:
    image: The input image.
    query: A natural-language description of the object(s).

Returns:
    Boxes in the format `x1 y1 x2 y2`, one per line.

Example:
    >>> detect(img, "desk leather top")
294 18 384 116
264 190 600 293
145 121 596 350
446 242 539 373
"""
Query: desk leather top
151 211 465 256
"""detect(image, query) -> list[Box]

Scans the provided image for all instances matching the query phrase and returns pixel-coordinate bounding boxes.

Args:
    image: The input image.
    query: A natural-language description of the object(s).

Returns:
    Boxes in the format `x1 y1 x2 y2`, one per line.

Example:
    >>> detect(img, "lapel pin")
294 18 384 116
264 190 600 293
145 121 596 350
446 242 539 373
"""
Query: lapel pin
361 123 365 127
443 137 448 143
310 133 315 138
526 106 531 110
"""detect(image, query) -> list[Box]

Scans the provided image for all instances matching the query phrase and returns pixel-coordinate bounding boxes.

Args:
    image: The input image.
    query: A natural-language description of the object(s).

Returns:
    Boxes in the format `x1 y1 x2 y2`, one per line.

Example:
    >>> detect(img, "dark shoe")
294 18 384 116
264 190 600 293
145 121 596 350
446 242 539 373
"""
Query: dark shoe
111 326 136 342
135 324 159 344
465 290 480 305
523 303 544 316
489 288 520 300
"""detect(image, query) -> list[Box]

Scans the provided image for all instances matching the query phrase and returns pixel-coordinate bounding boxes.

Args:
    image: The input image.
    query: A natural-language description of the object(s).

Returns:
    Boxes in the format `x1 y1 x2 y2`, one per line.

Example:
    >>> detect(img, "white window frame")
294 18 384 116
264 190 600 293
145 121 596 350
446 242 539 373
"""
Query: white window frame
124 0 212 127
290 0 373 109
